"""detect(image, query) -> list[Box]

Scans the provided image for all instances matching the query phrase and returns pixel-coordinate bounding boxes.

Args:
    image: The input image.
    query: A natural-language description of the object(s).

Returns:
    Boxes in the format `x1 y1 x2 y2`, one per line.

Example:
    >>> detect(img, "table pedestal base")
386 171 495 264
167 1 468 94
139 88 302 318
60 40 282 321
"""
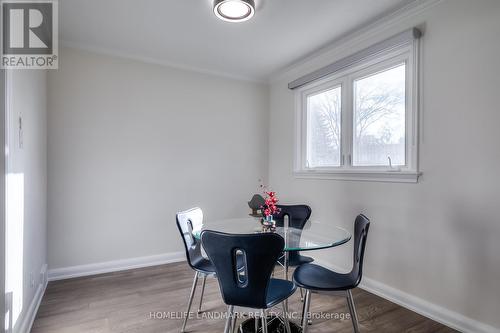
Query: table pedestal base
240 315 302 333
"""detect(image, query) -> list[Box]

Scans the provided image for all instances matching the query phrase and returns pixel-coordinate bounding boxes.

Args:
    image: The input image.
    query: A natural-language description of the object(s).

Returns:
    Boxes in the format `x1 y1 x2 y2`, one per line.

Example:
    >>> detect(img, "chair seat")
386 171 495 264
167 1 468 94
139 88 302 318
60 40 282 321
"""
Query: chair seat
265 279 297 308
191 257 216 274
293 263 357 291
192 256 246 275
278 253 314 267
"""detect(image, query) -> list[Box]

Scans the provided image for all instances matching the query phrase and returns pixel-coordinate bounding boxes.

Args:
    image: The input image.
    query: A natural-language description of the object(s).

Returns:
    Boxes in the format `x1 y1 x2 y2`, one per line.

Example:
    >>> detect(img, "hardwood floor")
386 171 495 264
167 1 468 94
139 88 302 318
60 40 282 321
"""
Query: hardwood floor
32 262 457 333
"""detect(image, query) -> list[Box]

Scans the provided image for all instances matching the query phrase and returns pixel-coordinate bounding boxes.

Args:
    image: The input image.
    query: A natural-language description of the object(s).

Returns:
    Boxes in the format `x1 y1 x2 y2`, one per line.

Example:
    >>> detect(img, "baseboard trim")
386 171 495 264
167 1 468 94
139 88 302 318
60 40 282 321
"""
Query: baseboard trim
48 252 186 281
315 260 500 333
16 264 48 333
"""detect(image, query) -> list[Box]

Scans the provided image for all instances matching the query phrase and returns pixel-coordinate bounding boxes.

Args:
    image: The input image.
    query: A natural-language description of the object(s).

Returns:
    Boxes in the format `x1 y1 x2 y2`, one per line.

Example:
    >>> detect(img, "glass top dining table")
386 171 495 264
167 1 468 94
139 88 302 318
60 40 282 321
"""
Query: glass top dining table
192 216 352 332
192 216 352 252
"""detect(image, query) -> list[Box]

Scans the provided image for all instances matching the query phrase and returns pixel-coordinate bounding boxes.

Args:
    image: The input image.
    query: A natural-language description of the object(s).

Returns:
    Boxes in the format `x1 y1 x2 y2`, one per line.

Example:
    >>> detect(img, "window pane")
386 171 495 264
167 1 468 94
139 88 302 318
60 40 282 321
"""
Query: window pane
353 64 406 166
306 86 341 167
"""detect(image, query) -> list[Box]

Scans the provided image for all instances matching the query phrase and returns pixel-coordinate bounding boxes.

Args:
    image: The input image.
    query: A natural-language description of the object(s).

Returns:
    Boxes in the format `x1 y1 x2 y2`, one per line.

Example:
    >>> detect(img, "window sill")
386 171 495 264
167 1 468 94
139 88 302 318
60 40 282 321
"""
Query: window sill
293 169 421 183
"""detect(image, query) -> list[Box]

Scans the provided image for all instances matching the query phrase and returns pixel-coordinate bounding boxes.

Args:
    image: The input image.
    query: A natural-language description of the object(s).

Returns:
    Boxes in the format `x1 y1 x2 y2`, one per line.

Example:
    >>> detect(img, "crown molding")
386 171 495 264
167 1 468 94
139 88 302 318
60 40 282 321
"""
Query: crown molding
60 1 441 85
60 40 266 84
268 0 443 83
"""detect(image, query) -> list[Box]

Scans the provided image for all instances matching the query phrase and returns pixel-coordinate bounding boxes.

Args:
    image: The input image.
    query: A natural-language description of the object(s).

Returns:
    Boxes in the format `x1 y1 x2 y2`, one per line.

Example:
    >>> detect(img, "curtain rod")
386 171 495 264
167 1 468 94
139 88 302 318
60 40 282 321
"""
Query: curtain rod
288 28 422 90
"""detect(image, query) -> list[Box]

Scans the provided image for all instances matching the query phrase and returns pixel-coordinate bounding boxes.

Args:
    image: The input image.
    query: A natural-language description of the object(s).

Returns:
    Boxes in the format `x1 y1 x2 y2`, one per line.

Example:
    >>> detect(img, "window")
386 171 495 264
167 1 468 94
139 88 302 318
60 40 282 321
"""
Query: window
306 85 342 168
353 64 406 167
294 42 420 182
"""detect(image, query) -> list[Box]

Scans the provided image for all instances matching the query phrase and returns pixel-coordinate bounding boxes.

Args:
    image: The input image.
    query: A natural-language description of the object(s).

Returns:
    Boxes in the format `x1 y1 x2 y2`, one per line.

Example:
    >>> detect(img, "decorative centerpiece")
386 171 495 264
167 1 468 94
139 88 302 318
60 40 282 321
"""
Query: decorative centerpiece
248 194 266 217
260 185 280 232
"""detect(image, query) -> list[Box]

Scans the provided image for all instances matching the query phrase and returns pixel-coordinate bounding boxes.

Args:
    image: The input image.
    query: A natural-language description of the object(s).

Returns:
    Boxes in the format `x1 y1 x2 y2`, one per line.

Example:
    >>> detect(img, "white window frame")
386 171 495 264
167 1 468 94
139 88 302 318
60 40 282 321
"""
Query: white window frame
294 41 421 183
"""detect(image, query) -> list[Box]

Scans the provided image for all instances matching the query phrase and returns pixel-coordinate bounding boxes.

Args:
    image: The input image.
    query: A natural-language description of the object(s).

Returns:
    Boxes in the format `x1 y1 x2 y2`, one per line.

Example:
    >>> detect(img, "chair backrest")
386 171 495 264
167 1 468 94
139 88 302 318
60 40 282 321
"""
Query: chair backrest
350 214 370 287
201 231 285 309
176 207 204 270
273 205 312 229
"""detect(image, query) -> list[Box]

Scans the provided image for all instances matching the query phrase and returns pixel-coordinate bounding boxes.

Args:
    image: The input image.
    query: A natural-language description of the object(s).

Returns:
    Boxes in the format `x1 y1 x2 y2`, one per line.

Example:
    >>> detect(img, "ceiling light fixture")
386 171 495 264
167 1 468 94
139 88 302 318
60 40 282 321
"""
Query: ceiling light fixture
213 0 255 23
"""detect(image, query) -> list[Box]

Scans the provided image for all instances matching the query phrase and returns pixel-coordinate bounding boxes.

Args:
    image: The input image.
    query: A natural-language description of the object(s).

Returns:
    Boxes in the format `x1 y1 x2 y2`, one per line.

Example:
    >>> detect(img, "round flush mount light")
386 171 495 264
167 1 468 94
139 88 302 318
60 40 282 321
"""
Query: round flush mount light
213 0 255 22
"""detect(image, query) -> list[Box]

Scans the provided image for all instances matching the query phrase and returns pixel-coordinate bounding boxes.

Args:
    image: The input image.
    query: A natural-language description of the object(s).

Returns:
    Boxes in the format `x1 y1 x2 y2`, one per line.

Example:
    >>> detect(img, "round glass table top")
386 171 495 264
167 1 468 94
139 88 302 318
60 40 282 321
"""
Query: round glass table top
192 217 351 252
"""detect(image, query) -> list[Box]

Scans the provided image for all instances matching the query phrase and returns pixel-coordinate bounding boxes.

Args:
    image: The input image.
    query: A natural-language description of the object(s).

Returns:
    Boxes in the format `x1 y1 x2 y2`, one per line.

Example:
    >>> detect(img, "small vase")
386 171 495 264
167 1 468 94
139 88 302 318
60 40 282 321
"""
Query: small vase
261 215 276 232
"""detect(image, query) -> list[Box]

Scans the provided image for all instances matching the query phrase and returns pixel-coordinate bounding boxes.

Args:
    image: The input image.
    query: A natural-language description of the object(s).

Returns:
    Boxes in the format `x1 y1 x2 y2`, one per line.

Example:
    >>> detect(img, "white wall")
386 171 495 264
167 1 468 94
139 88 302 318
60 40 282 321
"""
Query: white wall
47 48 269 269
5 70 47 333
1 69 6 333
269 0 500 331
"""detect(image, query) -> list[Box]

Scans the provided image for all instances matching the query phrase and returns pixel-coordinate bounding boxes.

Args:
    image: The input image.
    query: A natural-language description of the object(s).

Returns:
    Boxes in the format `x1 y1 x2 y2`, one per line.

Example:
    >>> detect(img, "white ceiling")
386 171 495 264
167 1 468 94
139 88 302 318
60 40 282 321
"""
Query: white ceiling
60 0 415 81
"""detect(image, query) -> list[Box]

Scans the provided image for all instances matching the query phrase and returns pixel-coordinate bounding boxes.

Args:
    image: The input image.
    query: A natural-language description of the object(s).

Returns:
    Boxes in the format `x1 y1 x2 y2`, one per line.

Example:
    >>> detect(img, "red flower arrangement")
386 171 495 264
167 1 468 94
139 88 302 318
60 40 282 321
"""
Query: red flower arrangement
259 179 281 218
262 191 280 217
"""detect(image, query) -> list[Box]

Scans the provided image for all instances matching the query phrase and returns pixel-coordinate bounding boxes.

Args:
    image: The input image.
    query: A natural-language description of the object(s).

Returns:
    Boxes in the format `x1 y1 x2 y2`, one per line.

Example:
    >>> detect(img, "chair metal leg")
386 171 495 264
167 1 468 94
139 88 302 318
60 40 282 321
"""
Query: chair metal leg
261 309 268 333
224 305 235 333
282 302 292 333
254 313 259 333
181 271 199 333
300 289 313 326
346 290 360 333
300 287 304 302
197 274 207 313
230 314 237 333
301 290 312 333
301 289 307 321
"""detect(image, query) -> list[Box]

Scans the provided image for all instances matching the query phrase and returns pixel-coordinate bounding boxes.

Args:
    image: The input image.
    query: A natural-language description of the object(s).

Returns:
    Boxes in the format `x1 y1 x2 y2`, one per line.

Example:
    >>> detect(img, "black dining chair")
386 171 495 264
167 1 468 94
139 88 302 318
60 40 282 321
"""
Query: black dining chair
201 231 297 333
293 214 370 333
274 204 313 301
176 207 215 333
274 204 314 267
